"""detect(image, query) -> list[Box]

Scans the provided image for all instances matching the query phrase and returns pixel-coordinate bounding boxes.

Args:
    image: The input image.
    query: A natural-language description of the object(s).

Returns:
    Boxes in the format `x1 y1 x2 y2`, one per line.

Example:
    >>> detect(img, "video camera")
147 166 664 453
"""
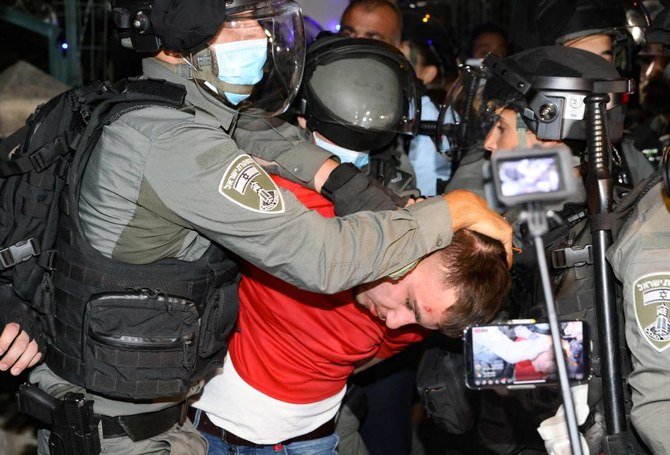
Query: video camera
111 0 161 53
476 145 587 453
483 145 580 211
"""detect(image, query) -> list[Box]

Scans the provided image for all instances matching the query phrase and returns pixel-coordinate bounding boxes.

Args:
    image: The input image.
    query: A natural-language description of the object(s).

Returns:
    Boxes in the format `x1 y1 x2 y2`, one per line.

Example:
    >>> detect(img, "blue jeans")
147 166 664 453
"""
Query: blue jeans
193 409 339 455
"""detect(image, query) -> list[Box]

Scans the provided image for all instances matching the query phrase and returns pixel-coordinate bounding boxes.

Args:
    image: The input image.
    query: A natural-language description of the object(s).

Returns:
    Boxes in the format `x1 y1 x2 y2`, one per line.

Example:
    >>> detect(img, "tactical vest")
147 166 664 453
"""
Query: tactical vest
367 146 418 198
43 113 239 401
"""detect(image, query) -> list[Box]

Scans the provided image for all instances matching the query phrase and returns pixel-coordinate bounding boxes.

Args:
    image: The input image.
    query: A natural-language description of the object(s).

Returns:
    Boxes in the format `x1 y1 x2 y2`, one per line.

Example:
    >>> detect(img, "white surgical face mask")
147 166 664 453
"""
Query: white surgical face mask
313 133 370 169
212 38 268 105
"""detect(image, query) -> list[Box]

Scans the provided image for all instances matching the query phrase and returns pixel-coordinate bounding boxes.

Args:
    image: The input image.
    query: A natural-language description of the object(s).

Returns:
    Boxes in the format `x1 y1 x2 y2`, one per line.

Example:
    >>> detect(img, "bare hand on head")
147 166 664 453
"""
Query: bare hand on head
404 196 424 207
443 189 513 266
0 323 42 376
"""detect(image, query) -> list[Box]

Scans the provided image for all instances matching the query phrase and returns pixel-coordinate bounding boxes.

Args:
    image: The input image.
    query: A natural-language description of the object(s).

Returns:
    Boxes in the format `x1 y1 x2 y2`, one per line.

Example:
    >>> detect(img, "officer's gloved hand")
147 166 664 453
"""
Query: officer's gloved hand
321 163 409 215
0 292 45 375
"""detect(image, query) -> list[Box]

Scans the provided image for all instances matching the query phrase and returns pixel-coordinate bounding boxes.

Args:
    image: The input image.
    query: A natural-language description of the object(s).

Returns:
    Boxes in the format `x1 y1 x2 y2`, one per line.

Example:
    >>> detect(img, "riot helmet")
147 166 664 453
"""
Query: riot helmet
112 0 306 117
438 46 633 166
296 35 421 152
481 46 633 144
535 0 650 71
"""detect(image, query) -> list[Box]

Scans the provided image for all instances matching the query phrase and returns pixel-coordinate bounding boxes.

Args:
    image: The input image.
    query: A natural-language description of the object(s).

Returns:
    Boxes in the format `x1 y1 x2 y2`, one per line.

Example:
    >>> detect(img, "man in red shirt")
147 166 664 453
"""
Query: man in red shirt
190 174 510 454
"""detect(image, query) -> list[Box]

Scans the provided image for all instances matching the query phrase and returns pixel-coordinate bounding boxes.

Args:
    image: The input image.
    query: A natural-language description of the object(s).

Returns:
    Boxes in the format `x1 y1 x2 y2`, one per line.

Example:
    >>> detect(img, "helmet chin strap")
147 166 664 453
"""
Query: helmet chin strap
177 51 255 96
516 112 528 148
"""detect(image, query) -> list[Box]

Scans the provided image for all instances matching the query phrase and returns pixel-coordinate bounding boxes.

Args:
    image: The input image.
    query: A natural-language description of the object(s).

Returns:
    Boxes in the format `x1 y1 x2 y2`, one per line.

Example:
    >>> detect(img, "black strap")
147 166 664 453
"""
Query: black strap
100 403 183 441
602 170 663 239
551 244 593 269
0 125 28 160
0 238 40 270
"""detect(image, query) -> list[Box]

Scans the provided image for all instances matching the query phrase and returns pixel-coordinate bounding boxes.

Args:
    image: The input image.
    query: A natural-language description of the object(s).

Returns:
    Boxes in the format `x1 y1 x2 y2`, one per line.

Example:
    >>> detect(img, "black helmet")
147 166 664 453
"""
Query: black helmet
296 35 421 151
112 0 234 53
646 7 670 46
535 0 651 73
537 0 629 46
113 0 307 117
112 0 291 54
481 46 633 142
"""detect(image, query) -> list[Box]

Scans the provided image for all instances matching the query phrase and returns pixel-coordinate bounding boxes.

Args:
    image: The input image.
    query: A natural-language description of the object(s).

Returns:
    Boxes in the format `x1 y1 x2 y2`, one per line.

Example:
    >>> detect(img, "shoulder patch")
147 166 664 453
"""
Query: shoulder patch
633 273 670 352
218 154 285 214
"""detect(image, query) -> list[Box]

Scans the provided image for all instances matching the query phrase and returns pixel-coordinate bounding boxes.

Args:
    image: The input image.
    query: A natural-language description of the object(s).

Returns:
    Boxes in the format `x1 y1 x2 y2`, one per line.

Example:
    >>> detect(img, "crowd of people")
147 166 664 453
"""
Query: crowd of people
0 0 669 454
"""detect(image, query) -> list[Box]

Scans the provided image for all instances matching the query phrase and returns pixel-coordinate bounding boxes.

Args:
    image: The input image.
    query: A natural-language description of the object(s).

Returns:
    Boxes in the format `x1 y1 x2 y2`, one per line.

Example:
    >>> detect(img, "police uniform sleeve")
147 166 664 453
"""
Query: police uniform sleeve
444 146 487 198
607 182 670 454
232 115 333 189
144 119 452 294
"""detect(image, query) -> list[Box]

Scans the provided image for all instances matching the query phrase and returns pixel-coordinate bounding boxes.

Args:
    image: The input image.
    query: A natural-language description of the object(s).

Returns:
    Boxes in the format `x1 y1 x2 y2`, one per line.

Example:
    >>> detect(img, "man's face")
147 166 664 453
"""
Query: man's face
340 4 402 47
354 253 457 330
564 33 613 62
472 32 508 59
484 108 561 154
211 19 267 44
484 108 520 154
638 43 670 114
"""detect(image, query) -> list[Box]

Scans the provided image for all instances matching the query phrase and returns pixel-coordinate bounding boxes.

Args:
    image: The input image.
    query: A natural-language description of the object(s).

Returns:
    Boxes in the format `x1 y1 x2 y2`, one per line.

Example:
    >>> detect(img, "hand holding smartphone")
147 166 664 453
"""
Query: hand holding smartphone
463 320 590 390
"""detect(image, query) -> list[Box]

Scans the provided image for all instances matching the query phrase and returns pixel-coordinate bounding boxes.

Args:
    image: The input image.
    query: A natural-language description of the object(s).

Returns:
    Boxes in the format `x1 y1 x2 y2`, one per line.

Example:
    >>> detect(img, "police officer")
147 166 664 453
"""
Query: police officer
0 0 512 454
295 34 421 197
607 7 670 453
534 0 655 187
418 45 633 453
446 0 653 198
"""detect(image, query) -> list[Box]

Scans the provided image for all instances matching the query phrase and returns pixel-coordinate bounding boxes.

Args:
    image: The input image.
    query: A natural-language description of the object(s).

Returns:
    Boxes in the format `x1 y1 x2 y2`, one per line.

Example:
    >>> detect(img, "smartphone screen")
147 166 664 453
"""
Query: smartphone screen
463 320 589 389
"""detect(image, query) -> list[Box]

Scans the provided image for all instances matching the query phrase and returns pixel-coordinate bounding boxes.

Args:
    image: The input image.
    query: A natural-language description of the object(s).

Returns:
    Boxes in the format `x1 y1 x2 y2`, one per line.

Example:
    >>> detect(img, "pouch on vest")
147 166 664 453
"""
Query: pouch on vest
82 291 200 400
416 344 475 434
198 277 239 359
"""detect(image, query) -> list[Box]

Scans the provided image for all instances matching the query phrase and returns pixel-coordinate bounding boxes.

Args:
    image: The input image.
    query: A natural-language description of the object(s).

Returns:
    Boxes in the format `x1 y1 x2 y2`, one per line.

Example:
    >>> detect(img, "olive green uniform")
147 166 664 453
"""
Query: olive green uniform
78 58 453 291
607 182 670 454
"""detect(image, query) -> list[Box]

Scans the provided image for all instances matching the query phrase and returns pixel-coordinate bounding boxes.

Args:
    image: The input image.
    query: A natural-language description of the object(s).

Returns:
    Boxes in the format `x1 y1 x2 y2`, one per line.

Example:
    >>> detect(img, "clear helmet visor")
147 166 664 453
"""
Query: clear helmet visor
435 65 490 159
188 0 305 117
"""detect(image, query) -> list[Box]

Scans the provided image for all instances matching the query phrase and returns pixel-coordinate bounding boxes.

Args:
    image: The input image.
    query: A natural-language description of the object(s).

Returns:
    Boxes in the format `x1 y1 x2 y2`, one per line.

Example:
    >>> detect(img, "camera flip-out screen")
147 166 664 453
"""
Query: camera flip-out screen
490 146 578 207
499 156 560 197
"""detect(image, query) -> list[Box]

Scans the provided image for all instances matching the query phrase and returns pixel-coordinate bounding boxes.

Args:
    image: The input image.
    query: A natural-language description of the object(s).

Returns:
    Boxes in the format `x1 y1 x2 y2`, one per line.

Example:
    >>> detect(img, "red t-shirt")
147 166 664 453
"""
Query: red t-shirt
229 176 427 404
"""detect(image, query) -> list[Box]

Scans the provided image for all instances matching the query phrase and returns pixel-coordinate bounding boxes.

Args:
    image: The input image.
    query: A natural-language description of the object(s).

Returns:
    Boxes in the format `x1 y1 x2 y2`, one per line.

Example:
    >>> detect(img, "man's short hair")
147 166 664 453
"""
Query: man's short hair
434 229 510 337
467 23 509 58
341 0 404 35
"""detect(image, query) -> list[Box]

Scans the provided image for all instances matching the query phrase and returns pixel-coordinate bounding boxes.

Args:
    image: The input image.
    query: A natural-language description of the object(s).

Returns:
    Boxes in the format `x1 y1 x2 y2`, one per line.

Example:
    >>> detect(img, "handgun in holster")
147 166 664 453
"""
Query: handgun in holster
16 382 101 455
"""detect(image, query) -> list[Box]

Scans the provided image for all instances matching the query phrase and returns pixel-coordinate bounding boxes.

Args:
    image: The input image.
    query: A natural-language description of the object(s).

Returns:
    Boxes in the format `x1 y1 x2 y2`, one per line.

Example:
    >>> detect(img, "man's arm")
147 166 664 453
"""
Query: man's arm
118 110 510 293
483 329 551 364
233 115 334 189
234 115 513 264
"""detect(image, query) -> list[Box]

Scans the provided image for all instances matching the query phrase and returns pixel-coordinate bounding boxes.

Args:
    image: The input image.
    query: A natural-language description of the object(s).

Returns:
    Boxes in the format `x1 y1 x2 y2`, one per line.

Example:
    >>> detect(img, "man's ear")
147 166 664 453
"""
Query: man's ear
399 41 411 59
525 131 559 150
417 64 438 86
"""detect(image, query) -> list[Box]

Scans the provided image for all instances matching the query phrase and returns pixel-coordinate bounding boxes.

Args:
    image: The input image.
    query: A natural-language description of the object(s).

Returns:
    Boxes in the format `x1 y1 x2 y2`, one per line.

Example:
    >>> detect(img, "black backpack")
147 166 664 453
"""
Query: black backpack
0 78 186 341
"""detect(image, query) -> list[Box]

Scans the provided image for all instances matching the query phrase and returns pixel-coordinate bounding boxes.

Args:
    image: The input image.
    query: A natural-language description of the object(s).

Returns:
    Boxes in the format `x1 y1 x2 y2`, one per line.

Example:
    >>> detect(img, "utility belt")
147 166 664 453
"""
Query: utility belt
17 382 187 455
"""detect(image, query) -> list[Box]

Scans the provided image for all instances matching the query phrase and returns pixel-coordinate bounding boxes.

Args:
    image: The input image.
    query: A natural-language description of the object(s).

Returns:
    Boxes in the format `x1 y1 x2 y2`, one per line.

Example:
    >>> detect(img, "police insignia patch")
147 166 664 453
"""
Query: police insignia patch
633 273 670 352
218 154 285 214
